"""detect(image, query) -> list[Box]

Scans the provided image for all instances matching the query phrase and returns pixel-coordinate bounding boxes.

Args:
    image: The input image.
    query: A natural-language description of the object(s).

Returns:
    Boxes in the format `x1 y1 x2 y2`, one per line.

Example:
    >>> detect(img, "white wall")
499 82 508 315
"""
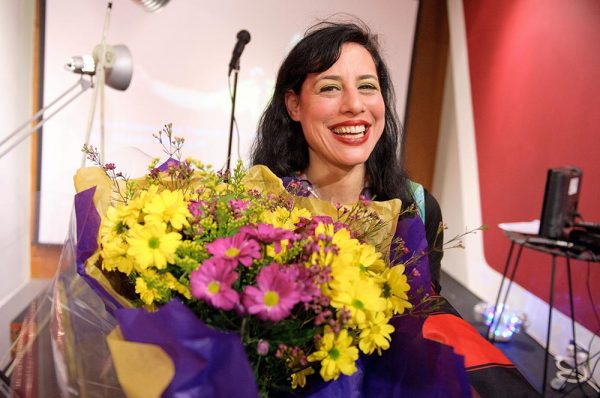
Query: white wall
0 0 35 365
0 2 35 305
435 0 599 384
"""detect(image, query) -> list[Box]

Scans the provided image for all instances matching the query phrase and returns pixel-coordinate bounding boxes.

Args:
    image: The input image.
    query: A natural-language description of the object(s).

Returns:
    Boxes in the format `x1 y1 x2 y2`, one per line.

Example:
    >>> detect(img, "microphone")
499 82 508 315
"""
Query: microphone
228 30 251 75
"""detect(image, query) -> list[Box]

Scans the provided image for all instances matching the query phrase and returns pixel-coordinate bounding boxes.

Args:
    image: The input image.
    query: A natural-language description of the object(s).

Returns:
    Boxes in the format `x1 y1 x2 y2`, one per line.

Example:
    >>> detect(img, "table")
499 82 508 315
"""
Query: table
487 231 599 396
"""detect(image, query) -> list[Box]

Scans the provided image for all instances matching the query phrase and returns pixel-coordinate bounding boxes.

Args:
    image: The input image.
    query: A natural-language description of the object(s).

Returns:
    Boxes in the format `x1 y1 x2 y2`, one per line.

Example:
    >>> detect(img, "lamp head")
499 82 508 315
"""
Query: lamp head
131 0 170 12
65 44 133 91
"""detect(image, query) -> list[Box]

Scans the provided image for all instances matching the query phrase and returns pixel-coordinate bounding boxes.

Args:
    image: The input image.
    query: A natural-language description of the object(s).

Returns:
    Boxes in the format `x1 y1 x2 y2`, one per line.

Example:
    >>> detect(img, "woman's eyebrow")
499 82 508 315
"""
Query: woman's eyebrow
317 74 378 81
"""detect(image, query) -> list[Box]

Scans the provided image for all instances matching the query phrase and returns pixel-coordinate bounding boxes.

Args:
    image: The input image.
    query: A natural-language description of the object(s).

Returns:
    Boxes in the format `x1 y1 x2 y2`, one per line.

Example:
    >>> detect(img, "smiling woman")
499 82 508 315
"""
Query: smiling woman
251 20 539 397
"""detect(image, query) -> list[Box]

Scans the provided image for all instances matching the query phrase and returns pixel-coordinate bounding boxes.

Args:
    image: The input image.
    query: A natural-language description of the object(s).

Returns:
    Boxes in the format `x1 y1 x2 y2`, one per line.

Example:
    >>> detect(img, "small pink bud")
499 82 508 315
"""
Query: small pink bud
257 339 270 356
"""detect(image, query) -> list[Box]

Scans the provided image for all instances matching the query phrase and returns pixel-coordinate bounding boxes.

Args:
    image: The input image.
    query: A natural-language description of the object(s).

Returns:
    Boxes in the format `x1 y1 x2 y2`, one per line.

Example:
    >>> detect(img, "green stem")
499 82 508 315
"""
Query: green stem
240 317 249 342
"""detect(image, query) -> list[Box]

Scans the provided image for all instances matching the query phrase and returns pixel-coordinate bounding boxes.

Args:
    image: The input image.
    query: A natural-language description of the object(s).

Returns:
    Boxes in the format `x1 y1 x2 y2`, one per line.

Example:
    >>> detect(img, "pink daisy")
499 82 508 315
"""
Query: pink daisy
240 224 297 253
190 258 240 310
242 264 301 321
206 232 261 267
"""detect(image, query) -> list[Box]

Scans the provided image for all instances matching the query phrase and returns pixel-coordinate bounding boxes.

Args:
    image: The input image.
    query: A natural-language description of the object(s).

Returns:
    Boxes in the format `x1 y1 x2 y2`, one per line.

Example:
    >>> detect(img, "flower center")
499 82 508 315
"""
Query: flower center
148 237 160 249
352 299 364 310
207 281 220 294
264 291 280 307
225 247 240 258
382 282 391 298
329 347 340 360
115 221 127 234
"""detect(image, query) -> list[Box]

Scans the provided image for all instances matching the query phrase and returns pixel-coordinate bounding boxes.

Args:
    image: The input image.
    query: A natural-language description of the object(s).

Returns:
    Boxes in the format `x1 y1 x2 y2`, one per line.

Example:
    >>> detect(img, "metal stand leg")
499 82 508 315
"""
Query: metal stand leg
488 241 515 341
565 252 585 394
542 254 557 396
489 242 524 341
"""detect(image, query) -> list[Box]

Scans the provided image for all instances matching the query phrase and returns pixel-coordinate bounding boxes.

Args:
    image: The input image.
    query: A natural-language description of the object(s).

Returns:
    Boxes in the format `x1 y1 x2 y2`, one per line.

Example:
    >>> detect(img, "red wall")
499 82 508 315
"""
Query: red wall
463 0 600 332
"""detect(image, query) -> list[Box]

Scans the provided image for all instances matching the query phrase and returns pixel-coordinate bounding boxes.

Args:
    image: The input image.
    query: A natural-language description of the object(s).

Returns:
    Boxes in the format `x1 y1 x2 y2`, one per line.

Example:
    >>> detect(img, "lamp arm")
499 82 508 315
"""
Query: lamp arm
0 78 93 160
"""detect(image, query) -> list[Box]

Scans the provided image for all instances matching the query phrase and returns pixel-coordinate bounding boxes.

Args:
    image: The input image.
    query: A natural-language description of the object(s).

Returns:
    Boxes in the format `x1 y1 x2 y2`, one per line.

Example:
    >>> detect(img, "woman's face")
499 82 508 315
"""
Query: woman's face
285 43 385 173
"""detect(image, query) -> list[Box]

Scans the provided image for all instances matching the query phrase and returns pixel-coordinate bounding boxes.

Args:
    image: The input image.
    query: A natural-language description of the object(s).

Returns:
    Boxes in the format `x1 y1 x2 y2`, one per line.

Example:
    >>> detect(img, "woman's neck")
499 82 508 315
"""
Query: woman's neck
303 162 366 205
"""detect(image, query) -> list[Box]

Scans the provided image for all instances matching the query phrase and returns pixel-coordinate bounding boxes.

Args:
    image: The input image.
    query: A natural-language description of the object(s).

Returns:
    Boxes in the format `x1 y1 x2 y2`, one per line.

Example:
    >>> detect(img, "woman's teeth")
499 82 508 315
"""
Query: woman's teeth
331 125 367 136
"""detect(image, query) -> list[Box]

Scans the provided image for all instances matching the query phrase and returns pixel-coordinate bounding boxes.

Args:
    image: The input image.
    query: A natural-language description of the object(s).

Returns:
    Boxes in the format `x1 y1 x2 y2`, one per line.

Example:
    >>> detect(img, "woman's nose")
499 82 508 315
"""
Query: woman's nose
340 88 366 115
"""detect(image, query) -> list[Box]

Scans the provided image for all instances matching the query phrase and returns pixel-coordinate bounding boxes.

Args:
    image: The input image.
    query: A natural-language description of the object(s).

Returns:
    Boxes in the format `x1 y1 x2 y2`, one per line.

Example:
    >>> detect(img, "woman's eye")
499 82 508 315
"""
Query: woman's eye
319 85 340 93
359 83 378 90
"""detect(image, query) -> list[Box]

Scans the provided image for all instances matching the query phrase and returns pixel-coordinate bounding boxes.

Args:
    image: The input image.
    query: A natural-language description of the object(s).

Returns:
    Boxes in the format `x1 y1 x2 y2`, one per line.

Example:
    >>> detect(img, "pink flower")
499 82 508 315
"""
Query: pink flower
190 259 240 310
257 339 270 356
206 233 261 267
242 264 301 321
240 223 296 242
188 200 208 218
240 224 296 253
228 199 250 213
282 264 322 303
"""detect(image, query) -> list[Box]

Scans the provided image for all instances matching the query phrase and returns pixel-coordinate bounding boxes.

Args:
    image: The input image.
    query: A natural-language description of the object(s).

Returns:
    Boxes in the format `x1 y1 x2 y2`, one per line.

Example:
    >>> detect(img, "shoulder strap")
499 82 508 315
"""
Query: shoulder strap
408 180 425 223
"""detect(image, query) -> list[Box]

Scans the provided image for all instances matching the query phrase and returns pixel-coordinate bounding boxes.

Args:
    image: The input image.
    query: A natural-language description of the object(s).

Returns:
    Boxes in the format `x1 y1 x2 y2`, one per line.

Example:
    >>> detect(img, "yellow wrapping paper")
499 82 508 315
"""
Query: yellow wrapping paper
107 327 175 398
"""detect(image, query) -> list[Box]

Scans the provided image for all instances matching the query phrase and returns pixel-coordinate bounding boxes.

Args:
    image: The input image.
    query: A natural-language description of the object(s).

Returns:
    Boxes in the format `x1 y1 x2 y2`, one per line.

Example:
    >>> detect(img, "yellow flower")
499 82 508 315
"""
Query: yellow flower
329 279 387 326
162 271 191 299
290 207 312 225
291 367 315 389
135 270 163 306
127 222 181 271
125 185 159 226
358 312 395 355
356 244 386 274
100 235 135 274
381 265 412 315
144 189 191 230
261 207 311 230
307 329 358 381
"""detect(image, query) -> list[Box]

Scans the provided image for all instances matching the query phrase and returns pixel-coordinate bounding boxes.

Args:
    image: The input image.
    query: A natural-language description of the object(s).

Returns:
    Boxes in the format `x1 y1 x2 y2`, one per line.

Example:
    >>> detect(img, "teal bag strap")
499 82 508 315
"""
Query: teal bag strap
408 180 425 223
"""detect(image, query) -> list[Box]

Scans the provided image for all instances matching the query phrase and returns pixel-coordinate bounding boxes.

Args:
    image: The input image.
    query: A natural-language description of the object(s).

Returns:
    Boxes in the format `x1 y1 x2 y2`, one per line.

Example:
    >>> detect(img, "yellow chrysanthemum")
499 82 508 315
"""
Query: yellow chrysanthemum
143 189 191 230
135 270 163 306
330 227 358 252
261 206 311 230
291 367 315 389
100 235 135 274
125 185 159 226
356 244 386 274
381 265 412 315
329 279 387 326
358 312 395 355
307 329 358 381
127 222 181 271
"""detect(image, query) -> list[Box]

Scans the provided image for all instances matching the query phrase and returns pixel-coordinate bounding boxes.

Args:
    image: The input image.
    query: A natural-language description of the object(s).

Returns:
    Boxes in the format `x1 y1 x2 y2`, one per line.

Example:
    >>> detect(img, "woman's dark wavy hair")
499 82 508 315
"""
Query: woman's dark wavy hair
251 20 413 204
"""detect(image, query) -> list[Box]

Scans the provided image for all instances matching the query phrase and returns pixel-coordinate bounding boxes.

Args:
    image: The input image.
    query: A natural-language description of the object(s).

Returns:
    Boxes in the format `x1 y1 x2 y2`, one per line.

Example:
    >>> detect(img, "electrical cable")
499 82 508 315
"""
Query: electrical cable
559 350 600 397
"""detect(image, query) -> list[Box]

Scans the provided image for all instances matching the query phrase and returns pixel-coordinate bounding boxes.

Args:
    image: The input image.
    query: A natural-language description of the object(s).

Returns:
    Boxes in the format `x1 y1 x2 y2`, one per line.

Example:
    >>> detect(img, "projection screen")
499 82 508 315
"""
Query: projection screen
38 0 418 244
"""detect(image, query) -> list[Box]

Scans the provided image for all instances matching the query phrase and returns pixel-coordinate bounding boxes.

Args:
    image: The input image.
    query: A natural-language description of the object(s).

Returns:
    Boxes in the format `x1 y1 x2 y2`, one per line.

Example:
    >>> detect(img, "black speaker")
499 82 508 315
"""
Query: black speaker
539 166 582 239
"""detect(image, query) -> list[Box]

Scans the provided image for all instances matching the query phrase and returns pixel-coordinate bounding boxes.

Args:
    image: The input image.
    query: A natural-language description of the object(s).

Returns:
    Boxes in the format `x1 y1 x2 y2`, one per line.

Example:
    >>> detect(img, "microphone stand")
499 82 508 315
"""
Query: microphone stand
0 78 93 160
225 63 239 177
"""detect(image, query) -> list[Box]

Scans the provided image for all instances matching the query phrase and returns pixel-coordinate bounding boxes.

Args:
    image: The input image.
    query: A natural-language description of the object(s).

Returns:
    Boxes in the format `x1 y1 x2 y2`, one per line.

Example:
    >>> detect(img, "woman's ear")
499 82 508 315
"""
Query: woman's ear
284 90 301 121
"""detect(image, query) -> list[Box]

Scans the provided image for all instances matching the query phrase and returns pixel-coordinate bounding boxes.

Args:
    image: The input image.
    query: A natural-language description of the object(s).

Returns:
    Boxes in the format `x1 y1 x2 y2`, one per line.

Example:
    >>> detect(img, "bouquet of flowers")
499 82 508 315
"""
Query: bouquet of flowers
73 124 420 397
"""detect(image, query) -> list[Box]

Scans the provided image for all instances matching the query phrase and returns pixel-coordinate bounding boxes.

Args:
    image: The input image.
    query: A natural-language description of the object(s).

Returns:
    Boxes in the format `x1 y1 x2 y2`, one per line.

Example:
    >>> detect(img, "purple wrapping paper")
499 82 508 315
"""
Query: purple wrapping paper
75 183 472 397
116 300 258 397
392 215 432 306
75 187 123 315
